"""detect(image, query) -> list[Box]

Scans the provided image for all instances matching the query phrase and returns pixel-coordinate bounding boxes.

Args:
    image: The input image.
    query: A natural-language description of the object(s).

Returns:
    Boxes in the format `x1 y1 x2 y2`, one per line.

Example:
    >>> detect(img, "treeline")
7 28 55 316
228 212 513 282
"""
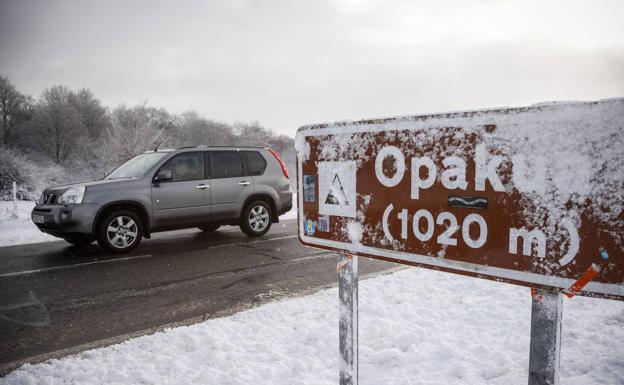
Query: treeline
0 75 295 200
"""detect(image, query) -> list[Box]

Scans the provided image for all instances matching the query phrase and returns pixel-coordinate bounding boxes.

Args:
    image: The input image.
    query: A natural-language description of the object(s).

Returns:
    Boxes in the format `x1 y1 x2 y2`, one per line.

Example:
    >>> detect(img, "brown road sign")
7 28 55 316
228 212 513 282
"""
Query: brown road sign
295 98 624 300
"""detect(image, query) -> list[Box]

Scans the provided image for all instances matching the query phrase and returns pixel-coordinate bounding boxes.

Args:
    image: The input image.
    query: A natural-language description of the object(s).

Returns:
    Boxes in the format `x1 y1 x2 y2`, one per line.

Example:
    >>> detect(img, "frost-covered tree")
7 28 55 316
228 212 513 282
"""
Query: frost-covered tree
235 121 295 173
68 88 109 139
100 103 174 173
0 76 29 145
172 111 235 147
0 77 296 190
31 85 82 165
68 89 109 178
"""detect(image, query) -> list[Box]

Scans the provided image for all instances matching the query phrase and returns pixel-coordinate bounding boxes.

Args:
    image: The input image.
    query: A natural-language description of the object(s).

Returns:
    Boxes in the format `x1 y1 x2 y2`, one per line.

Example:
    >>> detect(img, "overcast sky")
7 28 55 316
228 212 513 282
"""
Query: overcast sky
1 0 623 137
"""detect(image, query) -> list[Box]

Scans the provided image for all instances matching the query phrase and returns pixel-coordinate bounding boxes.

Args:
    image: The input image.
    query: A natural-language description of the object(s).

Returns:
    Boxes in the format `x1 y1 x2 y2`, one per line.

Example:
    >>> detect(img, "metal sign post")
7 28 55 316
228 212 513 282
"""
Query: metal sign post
338 254 358 385
528 289 563 385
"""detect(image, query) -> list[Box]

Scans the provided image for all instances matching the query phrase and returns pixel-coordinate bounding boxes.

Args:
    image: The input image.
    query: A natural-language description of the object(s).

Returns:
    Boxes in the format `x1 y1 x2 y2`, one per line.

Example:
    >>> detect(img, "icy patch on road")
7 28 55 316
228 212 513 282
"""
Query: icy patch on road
4 267 623 385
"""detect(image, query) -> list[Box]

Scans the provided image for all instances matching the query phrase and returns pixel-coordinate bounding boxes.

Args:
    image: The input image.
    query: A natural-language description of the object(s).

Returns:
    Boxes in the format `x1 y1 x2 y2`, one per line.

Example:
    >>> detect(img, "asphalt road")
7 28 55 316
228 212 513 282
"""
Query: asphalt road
0 219 395 372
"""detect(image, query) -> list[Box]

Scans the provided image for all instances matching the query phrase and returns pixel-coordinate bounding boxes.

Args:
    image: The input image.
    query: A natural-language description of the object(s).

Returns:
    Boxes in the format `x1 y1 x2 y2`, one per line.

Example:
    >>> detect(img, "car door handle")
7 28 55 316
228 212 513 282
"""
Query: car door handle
195 184 210 190
238 181 251 186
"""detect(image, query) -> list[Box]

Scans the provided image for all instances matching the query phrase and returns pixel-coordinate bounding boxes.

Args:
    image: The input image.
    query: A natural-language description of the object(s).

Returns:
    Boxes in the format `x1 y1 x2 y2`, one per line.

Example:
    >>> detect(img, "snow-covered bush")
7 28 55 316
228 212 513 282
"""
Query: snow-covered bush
0 146 66 201
0 145 36 200
27 161 67 197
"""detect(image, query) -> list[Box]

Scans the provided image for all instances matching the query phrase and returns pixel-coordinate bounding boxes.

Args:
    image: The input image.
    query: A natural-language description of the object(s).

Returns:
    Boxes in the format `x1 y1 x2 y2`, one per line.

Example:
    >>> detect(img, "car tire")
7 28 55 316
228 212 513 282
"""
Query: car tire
97 210 143 254
64 236 94 247
198 224 220 232
240 200 272 237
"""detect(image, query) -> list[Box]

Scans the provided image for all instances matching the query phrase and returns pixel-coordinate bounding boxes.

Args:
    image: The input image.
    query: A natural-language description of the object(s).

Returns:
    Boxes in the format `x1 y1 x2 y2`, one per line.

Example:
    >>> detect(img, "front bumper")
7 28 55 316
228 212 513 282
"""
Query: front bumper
31 203 100 238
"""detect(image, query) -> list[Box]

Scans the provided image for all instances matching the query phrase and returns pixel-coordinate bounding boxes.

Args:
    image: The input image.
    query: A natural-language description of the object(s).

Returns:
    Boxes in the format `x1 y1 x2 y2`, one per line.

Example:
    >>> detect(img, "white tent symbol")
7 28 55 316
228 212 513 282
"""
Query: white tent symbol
318 161 356 218
325 174 349 206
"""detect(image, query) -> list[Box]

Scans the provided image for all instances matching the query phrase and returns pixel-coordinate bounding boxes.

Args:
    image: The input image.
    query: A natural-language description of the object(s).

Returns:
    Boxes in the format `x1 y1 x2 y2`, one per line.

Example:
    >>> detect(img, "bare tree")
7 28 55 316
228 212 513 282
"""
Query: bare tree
0 76 28 145
32 85 82 165
69 88 109 138
235 121 295 166
0 78 296 190
100 103 174 172
68 89 109 178
172 111 234 147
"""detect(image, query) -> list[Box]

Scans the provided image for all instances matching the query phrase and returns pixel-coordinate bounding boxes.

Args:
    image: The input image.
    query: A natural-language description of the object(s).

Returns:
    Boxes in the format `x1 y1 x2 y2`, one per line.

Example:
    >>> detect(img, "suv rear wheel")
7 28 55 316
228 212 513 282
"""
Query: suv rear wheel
240 201 272 237
97 210 143 253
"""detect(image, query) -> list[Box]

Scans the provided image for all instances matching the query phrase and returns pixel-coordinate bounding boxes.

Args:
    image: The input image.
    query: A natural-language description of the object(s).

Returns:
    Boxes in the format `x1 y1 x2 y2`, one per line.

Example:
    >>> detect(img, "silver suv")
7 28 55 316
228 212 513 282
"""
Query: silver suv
31 146 292 253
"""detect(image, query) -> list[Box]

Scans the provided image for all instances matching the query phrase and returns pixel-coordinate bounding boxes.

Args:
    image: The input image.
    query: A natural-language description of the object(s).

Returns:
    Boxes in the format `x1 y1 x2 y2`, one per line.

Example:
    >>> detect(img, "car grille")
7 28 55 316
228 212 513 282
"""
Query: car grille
41 193 57 204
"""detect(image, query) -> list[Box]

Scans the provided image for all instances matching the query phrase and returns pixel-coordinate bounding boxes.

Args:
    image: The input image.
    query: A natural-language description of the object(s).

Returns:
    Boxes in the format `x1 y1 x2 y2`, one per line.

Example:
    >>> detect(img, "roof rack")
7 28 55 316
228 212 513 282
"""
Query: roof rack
176 145 265 149
143 148 174 153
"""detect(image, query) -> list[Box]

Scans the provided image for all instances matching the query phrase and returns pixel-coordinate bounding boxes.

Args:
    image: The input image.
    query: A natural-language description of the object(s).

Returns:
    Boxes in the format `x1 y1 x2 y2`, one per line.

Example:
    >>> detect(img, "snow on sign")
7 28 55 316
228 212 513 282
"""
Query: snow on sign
295 98 624 300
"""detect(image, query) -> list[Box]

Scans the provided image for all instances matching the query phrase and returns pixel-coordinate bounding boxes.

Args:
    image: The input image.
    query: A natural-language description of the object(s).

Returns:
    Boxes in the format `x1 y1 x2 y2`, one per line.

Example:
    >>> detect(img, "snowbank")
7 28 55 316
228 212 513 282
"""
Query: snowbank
3 267 622 385
0 201 57 247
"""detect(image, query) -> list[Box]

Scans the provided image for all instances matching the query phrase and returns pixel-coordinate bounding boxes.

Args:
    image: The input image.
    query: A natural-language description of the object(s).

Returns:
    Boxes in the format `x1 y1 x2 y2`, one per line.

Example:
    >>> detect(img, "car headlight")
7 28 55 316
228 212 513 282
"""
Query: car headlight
57 186 86 204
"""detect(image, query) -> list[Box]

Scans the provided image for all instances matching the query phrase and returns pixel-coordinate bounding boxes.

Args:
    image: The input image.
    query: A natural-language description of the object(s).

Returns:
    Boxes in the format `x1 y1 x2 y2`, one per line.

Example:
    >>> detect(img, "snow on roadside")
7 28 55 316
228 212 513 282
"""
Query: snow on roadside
3 267 623 385
0 201 57 247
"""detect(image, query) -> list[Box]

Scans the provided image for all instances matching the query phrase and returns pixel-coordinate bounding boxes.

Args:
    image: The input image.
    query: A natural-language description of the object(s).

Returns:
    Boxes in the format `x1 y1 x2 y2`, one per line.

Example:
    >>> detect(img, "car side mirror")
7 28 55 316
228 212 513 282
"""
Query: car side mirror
154 169 172 184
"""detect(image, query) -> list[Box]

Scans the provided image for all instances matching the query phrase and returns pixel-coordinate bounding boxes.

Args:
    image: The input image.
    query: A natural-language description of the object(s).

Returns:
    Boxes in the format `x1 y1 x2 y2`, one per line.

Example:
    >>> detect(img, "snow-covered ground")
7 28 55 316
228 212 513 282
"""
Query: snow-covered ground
3 266 622 385
0 201 57 247
0 199 298 247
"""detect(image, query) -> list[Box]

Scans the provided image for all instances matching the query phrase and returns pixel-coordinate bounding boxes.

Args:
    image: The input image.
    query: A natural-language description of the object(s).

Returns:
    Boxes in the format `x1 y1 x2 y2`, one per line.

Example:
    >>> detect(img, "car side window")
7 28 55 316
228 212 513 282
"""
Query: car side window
159 152 205 182
212 151 244 178
242 151 267 176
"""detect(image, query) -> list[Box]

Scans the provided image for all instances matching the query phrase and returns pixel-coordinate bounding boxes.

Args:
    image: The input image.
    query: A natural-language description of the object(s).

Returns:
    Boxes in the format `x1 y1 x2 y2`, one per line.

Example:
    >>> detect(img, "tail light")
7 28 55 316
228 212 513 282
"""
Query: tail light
268 148 289 179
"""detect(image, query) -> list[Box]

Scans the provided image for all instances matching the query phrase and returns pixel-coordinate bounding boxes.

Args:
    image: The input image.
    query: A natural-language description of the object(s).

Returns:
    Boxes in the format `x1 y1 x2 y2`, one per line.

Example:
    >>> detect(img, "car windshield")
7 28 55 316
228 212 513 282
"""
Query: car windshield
105 152 169 179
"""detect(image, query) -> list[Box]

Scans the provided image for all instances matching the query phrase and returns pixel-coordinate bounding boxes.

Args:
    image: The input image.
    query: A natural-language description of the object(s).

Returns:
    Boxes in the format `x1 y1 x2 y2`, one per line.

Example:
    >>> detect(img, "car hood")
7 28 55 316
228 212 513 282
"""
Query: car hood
45 178 138 193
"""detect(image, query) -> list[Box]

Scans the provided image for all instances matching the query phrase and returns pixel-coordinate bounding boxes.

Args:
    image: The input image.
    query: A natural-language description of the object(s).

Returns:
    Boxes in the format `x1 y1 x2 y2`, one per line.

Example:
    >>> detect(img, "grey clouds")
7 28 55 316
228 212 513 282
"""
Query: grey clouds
1 0 623 136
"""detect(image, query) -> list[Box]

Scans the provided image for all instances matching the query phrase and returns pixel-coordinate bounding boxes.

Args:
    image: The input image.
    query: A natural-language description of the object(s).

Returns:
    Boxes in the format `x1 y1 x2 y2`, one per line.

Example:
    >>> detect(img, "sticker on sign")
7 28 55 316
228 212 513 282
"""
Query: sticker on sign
295 98 624 300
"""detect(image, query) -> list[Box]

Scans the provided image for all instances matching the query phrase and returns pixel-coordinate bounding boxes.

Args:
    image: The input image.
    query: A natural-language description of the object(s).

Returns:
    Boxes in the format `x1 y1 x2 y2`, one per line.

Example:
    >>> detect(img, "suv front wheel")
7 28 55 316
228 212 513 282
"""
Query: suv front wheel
240 201 272 237
97 210 143 253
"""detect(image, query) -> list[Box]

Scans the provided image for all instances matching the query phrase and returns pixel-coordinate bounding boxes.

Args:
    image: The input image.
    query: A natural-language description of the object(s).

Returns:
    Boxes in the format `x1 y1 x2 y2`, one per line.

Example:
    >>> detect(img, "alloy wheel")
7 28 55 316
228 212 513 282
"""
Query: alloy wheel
248 205 269 232
106 216 138 249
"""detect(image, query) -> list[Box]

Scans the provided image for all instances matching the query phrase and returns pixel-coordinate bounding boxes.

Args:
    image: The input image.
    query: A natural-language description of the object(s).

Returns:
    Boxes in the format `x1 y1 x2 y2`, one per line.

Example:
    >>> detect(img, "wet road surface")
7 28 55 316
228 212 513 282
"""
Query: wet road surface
0 219 395 372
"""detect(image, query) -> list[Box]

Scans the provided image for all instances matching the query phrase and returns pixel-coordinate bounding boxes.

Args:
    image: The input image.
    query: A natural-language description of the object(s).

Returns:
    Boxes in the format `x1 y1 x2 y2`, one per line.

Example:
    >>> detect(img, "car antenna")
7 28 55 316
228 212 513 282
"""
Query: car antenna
153 140 164 152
